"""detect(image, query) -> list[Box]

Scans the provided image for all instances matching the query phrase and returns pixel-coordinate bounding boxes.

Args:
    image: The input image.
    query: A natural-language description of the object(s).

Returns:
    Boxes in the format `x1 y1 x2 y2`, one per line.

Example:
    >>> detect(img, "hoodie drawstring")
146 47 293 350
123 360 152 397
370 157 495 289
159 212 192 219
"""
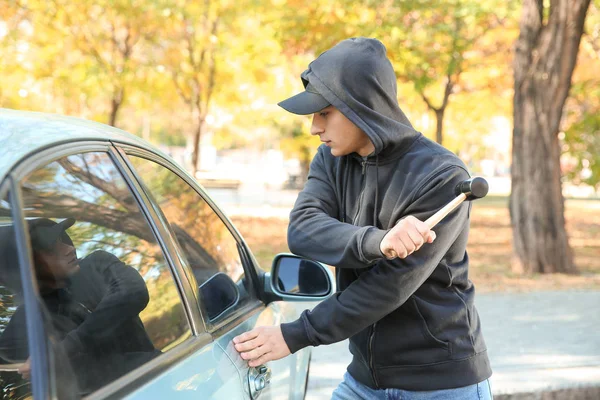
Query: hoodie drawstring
373 155 379 228
341 156 350 223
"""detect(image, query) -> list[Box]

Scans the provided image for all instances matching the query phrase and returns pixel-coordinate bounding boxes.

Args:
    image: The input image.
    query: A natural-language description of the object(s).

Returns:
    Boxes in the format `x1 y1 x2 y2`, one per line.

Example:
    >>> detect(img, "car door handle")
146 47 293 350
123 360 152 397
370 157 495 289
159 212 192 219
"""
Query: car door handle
248 365 271 399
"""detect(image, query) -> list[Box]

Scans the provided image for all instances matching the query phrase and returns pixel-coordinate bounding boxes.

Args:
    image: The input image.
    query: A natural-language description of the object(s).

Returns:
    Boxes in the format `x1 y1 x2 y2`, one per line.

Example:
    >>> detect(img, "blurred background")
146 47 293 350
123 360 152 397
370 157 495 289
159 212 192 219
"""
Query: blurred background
1 0 600 397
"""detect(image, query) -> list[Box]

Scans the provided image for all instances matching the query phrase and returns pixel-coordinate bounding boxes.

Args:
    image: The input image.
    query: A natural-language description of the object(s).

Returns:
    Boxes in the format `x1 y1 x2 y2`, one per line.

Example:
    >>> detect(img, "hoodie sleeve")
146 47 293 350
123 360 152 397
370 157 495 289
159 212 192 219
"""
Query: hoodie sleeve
281 166 470 353
287 146 388 268
62 251 150 355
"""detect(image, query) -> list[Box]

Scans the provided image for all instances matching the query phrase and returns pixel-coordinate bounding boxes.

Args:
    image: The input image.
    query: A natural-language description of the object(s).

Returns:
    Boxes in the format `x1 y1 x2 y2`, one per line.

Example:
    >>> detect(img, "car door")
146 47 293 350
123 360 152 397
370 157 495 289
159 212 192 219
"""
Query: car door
117 144 311 400
0 142 246 400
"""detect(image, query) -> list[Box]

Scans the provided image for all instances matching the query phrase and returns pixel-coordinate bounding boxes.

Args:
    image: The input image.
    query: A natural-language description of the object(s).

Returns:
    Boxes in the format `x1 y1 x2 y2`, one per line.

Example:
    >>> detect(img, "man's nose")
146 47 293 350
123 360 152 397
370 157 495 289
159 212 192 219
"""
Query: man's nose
310 116 323 136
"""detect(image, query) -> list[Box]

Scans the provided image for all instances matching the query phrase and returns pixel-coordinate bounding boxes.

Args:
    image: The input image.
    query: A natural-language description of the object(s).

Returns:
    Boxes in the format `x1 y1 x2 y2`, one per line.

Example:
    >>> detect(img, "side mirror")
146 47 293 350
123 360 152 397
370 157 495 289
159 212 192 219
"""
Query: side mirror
263 254 334 303
199 272 239 320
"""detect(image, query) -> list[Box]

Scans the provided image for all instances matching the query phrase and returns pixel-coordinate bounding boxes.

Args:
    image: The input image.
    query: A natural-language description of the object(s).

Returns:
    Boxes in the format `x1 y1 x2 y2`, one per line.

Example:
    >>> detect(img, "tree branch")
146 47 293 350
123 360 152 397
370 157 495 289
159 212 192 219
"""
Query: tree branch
203 17 220 113
441 75 455 110
514 0 545 90
420 93 437 112
552 0 591 113
57 158 136 212
60 6 110 75
21 189 156 243
172 71 191 105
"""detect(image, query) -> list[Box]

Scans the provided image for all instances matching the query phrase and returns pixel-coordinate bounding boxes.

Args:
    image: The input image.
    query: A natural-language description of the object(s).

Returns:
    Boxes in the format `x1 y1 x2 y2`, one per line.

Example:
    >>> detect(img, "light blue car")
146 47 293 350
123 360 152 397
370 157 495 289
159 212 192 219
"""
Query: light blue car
0 109 334 400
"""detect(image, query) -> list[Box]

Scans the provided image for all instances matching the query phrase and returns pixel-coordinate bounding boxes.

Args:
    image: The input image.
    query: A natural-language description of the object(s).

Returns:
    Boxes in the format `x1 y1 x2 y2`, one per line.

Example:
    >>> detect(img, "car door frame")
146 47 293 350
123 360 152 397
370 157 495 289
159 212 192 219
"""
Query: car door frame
0 178 51 399
2 140 217 400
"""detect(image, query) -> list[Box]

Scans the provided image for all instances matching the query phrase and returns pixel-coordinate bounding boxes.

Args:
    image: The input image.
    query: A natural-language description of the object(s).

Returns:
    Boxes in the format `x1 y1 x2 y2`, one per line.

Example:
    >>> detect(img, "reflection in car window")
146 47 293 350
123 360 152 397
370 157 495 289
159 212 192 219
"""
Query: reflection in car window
127 156 252 322
11 152 191 397
0 195 32 400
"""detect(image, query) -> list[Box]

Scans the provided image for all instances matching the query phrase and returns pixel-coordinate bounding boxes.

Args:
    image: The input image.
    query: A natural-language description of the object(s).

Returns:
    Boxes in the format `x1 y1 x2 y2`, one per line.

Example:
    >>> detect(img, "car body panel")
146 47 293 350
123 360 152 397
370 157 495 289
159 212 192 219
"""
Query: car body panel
0 109 162 182
121 341 245 400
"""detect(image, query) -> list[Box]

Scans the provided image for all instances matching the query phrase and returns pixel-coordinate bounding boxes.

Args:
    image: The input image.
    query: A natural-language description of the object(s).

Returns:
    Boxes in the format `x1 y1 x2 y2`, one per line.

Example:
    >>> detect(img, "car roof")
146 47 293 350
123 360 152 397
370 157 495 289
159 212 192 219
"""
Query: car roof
0 108 158 182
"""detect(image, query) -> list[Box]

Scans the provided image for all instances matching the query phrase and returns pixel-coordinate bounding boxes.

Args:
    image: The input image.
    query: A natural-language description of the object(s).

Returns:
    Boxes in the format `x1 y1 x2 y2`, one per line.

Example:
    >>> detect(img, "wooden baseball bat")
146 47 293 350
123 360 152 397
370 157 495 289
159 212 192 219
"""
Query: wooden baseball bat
424 193 467 229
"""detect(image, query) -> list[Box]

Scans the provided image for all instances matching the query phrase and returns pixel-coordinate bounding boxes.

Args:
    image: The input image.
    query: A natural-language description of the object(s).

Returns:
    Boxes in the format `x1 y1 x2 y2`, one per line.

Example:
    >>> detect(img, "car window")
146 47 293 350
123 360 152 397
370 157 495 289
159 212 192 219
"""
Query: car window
0 194 32 400
127 155 253 324
14 152 191 397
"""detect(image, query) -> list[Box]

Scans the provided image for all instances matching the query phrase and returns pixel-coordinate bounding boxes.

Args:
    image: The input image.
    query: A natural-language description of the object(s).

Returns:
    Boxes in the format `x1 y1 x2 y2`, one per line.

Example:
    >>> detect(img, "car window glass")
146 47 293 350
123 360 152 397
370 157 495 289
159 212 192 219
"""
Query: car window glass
127 155 253 324
16 152 191 397
0 194 32 399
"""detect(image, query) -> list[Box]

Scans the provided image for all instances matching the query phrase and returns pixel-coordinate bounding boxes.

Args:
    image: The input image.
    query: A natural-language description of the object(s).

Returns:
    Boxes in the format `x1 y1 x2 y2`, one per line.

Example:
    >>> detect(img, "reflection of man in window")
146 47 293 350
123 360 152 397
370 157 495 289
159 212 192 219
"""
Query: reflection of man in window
0 218 159 394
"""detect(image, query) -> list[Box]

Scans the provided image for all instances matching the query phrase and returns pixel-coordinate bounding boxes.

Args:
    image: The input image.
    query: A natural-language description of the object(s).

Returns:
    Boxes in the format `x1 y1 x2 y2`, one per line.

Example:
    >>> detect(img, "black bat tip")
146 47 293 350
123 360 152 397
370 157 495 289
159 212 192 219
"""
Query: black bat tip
455 177 489 199
470 177 489 199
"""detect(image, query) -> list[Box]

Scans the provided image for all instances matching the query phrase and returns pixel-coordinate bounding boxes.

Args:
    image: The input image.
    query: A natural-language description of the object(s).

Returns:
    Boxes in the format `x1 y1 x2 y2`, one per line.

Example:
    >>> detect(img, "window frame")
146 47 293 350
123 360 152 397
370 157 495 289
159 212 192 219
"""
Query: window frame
5 141 216 399
3 141 115 400
114 144 266 334
0 178 51 399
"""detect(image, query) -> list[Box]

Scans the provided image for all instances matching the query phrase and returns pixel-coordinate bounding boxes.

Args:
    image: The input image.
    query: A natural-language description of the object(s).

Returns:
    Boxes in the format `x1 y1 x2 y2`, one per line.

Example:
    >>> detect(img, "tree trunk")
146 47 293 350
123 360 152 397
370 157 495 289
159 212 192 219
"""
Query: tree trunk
510 0 590 274
191 115 206 176
421 76 453 146
109 87 124 127
435 108 444 145
299 145 312 187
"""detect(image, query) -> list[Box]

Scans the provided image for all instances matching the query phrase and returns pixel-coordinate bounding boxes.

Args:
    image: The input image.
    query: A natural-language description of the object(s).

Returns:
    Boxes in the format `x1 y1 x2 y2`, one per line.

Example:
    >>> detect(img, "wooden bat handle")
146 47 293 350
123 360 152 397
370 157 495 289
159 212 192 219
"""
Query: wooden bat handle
425 193 467 229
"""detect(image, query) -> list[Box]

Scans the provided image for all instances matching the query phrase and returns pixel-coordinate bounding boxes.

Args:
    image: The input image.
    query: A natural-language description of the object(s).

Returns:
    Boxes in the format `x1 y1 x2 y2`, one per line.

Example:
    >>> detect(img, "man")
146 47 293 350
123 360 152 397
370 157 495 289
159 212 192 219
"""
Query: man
0 218 158 394
234 37 492 398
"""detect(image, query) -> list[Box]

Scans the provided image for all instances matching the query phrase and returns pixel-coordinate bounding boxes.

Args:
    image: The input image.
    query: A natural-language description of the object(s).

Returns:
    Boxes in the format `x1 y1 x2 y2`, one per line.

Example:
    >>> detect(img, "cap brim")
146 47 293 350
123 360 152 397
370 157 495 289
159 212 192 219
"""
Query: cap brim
32 218 76 250
56 218 76 231
278 91 330 115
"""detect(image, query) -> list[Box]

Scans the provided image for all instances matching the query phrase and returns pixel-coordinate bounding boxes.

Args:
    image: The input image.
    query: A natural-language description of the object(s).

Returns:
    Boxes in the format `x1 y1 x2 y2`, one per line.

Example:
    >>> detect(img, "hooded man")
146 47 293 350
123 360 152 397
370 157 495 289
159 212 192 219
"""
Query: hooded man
234 37 492 399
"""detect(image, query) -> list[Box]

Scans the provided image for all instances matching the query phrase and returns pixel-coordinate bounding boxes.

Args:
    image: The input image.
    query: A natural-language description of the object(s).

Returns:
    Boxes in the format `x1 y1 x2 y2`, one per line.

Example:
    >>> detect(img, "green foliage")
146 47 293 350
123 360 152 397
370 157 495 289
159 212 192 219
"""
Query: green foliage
564 112 600 188
564 78 600 189
562 2 600 188
151 128 187 147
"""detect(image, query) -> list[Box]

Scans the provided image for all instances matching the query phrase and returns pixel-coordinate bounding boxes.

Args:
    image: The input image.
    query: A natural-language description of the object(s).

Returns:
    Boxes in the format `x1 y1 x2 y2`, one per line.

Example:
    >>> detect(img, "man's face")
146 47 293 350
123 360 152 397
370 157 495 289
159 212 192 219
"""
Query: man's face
310 106 374 157
34 234 80 286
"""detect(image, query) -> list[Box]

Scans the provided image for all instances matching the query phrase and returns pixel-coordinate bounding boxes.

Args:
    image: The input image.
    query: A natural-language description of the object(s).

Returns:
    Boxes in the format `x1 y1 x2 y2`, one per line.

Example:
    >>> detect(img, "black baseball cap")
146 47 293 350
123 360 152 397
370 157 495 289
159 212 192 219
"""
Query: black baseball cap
28 218 75 251
278 81 330 115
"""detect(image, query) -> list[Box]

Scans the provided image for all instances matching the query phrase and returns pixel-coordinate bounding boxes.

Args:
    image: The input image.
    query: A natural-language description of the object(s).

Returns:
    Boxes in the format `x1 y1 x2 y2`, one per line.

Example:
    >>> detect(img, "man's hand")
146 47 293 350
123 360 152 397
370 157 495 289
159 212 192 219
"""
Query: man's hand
233 326 291 367
380 216 436 259
17 357 31 380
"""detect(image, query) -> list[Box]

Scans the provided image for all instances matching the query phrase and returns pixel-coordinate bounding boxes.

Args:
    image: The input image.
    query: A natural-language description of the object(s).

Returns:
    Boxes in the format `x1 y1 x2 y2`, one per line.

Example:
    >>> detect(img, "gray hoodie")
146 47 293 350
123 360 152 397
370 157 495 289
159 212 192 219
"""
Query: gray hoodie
281 38 491 390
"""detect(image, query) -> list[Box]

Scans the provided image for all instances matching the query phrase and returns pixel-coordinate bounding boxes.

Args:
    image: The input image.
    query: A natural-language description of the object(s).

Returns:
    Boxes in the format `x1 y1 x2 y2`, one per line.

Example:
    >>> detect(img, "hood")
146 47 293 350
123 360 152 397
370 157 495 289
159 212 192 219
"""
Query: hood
301 37 420 158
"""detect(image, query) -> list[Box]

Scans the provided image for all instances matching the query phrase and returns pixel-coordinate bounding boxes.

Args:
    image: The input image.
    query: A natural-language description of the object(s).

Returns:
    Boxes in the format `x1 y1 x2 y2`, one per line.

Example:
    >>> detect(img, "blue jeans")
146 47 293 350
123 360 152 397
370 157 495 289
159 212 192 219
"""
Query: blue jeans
331 372 493 400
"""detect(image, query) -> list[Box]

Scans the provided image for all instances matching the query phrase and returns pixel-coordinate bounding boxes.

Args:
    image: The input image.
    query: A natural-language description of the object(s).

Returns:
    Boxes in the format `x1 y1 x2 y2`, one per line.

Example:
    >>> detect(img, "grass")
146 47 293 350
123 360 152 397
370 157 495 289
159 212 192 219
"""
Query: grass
231 197 600 293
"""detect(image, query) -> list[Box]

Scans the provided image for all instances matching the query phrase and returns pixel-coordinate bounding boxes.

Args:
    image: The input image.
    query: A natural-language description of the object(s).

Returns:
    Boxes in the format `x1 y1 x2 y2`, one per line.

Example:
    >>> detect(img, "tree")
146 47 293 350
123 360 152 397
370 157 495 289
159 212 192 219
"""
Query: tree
378 0 515 145
510 0 592 274
53 0 158 126
18 0 159 126
159 0 223 176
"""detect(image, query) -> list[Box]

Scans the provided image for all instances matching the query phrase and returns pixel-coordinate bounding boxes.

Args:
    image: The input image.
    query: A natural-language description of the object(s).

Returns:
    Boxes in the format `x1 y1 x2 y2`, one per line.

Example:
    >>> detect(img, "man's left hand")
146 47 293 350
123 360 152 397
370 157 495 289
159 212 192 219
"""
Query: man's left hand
233 326 291 367
17 357 31 379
